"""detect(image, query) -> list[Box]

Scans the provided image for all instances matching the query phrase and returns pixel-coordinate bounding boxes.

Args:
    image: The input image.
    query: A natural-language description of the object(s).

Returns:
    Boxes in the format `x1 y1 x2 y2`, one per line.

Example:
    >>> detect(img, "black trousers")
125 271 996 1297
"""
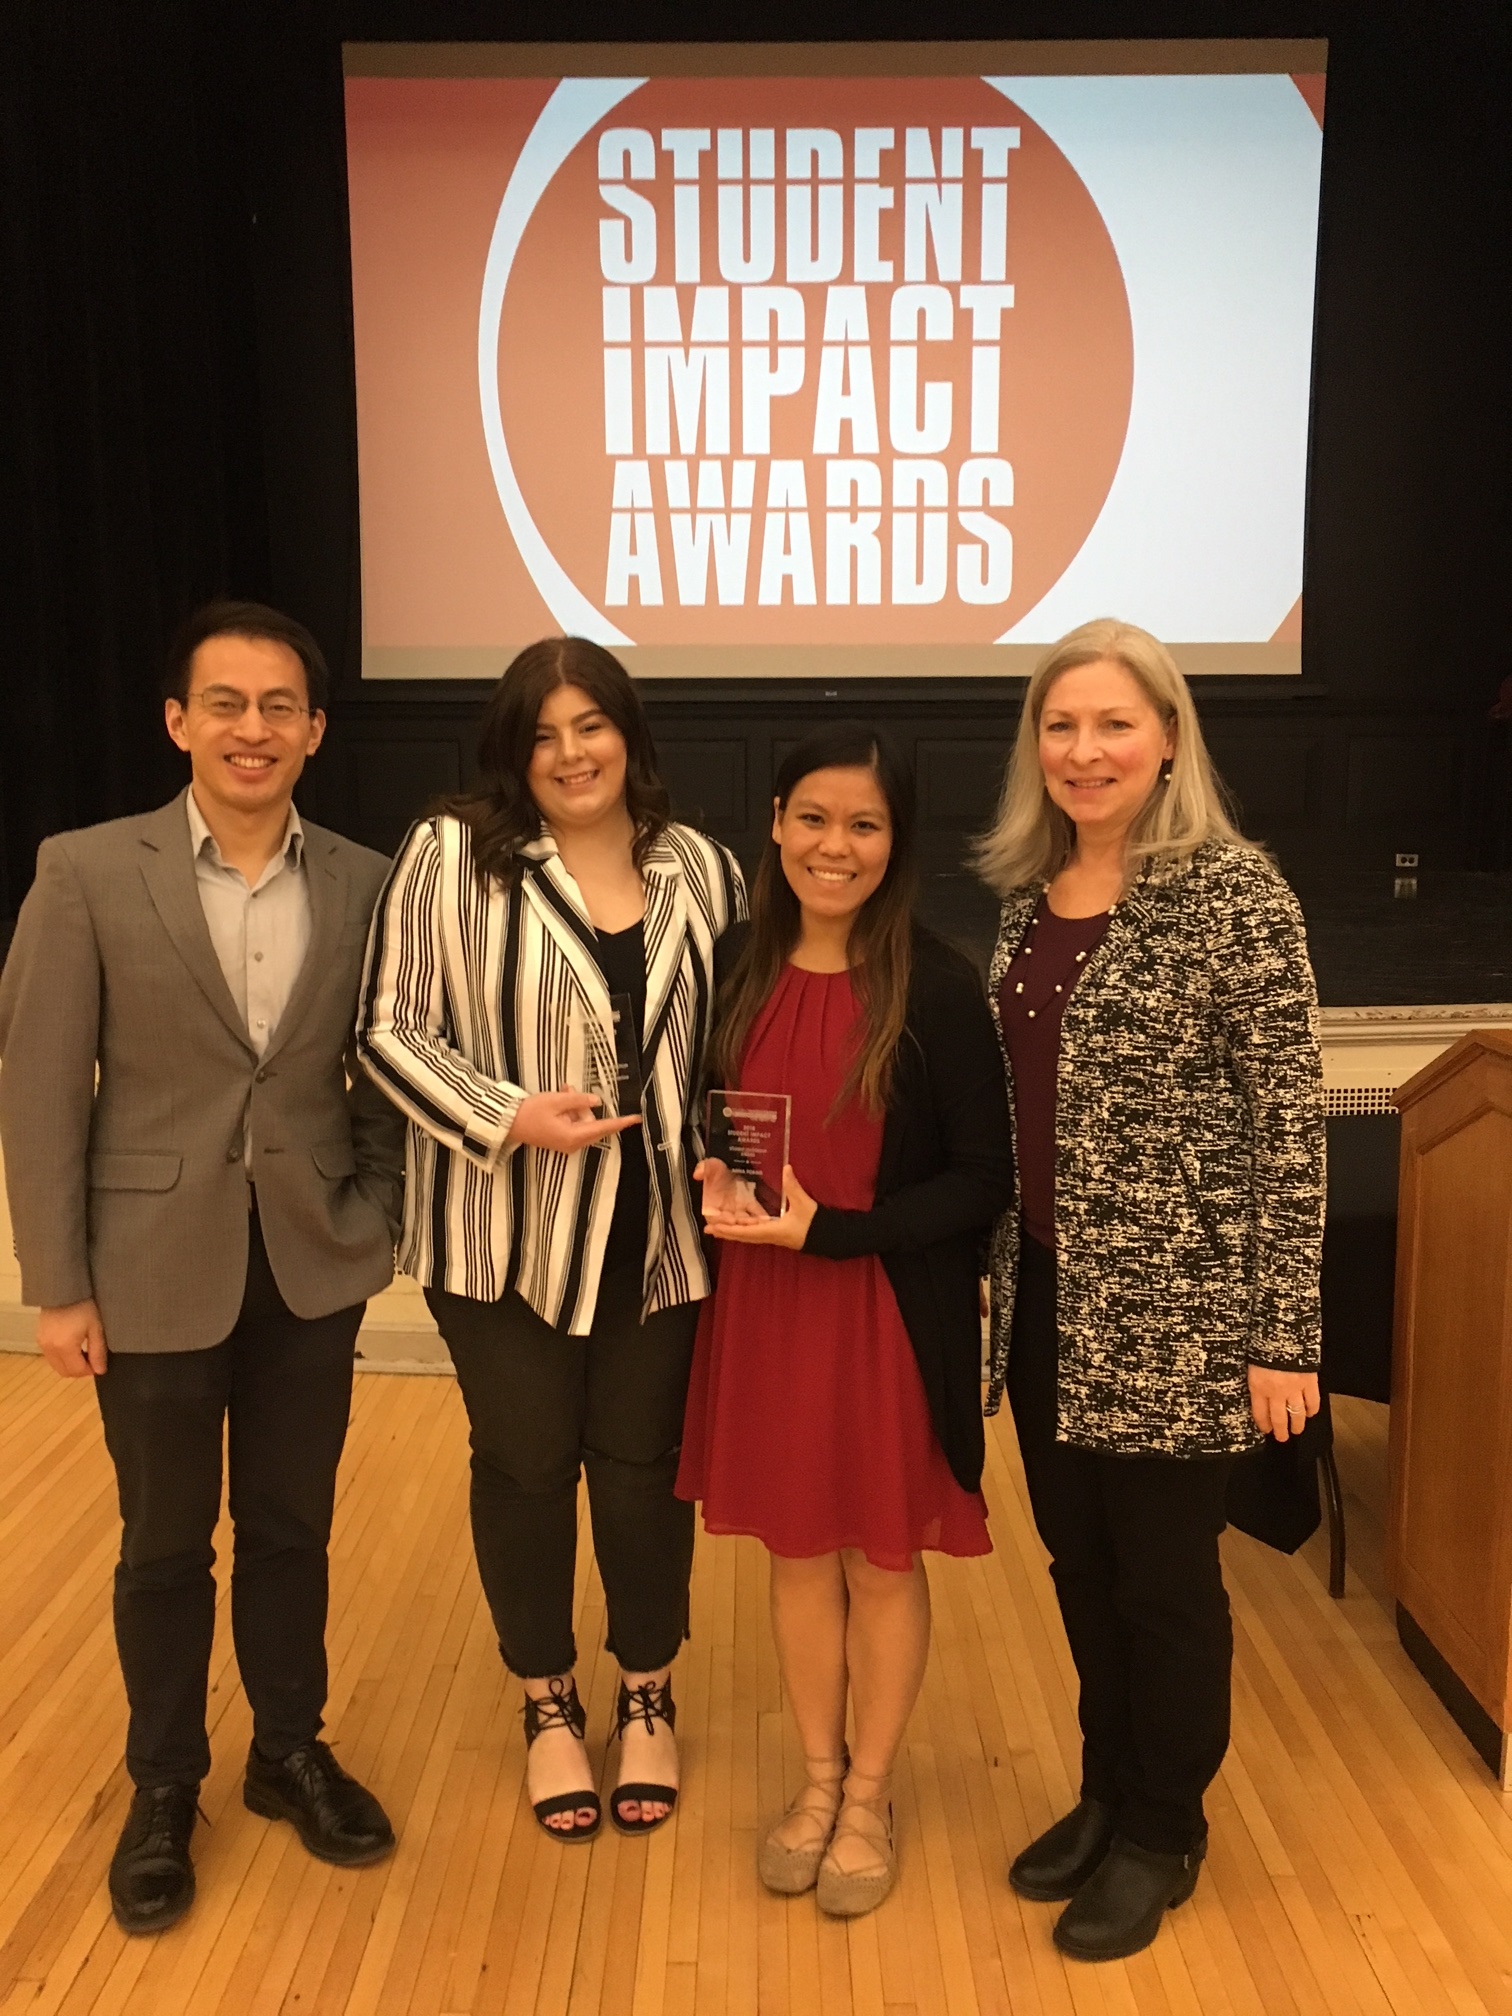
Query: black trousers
1006 1235 1235 1855
425 1263 699 1679
94 1211 362 1789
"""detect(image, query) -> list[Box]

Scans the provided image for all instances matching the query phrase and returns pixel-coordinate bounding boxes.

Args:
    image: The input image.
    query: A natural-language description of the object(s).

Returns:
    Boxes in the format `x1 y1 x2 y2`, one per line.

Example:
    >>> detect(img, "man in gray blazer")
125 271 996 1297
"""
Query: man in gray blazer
0 601 405 1934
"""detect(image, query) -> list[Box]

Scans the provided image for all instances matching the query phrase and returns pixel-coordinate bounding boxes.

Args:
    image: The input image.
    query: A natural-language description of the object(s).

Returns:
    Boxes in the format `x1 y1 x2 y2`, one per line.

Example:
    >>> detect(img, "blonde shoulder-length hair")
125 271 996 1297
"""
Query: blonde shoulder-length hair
973 618 1260 896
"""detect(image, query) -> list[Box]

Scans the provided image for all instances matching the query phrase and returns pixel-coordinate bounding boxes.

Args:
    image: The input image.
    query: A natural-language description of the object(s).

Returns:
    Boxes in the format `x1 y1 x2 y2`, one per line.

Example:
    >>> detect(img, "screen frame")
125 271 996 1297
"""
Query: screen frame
341 36 1328 693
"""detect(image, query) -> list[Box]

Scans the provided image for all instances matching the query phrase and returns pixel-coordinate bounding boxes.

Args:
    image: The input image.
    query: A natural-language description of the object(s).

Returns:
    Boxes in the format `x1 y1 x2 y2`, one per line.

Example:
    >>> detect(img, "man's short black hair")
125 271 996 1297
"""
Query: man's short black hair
164 600 331 711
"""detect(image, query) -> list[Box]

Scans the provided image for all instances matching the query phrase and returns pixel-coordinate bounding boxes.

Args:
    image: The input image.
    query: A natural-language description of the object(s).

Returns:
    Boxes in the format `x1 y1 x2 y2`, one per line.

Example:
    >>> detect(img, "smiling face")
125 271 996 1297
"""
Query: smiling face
773 765 894 927
1037 657 1175 842
165 633 323 819
526 682 630 833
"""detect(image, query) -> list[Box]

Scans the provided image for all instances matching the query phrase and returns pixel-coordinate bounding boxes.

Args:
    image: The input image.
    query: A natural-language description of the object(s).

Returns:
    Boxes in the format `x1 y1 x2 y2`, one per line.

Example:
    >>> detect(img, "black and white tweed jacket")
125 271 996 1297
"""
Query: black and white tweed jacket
985 840 1326 1458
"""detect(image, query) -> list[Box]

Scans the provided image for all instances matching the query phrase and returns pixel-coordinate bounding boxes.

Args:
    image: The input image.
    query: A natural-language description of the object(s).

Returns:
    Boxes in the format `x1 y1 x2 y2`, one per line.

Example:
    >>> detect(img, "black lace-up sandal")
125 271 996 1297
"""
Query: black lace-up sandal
522 1677 601 1843
609 1677 678 1836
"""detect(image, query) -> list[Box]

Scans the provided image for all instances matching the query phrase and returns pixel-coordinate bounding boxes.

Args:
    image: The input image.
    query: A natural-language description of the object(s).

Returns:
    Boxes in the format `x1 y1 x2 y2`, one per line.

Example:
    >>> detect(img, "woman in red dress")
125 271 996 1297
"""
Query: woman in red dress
677 727 1013 1917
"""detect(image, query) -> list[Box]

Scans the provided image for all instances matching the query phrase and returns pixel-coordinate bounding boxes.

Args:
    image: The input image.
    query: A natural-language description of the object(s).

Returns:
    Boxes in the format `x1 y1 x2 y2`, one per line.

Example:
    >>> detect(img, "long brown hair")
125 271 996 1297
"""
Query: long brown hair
711 727 917 1115
445 638 671 882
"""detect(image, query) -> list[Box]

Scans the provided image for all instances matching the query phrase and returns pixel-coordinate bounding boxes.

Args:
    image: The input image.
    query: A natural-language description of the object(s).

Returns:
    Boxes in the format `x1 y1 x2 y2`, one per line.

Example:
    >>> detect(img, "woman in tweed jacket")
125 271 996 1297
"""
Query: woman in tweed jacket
979 619 1325 1963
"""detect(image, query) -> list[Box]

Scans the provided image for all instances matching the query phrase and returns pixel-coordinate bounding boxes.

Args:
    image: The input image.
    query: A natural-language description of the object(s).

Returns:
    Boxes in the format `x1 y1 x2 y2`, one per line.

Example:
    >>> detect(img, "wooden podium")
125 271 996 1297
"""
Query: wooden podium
1390 1030 1512 1785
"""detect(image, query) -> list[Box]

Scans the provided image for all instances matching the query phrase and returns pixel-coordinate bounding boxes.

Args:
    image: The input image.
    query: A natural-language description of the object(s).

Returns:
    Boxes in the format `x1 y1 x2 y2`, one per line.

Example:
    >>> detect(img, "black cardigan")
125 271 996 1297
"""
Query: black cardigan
713 924 1014 1491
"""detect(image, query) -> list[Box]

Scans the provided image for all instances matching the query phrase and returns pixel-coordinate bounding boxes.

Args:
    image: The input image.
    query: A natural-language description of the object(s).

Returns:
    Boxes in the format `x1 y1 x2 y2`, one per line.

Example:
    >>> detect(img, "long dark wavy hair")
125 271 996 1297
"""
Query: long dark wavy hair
445 638 671 882
711 726 918 1116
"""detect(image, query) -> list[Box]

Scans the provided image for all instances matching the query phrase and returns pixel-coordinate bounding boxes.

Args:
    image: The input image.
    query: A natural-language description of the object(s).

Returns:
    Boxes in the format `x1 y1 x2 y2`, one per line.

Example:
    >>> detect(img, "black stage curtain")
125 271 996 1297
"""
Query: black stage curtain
1 0 1508 917
0 1 269 917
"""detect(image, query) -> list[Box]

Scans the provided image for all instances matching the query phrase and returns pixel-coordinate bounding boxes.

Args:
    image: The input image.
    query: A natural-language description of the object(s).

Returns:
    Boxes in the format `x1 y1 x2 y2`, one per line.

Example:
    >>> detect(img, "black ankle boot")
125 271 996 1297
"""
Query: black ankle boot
1008 1797 1114 1901
109 1783 199 1935
1053 1833 1206 1961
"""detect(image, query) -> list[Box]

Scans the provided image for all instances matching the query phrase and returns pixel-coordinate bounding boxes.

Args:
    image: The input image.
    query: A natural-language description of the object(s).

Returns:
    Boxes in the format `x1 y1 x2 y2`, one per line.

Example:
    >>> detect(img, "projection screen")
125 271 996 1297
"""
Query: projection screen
344 41 1326 680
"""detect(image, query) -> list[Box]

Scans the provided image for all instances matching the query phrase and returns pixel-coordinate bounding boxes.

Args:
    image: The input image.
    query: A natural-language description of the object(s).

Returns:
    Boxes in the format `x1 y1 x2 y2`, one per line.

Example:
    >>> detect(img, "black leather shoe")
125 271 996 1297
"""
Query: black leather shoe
1053 1833 1206 1962
1008 1797 1114 1901
108 1783 198 1935
244 1740 396 1867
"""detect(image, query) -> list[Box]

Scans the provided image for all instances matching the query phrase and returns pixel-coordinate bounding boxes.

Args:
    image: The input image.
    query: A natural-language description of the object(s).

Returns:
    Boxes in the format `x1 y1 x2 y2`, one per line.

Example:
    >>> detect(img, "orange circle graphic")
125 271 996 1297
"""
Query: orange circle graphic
496 76 1133 644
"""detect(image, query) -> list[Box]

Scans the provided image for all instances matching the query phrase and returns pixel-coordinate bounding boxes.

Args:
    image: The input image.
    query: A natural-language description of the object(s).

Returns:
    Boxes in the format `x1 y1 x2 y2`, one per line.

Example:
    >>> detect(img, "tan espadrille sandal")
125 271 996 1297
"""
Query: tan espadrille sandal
815 1770 895 1917
758 1755 848 1894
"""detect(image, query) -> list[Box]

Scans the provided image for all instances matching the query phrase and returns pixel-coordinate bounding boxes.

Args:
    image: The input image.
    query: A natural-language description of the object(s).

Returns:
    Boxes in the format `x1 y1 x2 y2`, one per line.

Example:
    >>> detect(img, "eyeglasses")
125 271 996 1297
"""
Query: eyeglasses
188 689 312 725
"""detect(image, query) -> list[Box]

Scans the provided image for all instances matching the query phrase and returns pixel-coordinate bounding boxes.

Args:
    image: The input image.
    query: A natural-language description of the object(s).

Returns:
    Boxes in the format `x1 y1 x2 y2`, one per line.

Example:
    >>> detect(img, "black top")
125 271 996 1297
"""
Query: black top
714 923 1014 1491
594 918 650 1275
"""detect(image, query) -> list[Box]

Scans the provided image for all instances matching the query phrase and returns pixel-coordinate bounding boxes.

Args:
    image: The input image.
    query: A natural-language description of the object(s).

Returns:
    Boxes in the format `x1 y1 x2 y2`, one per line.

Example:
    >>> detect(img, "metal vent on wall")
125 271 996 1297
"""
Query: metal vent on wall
1324 1086 1399 1117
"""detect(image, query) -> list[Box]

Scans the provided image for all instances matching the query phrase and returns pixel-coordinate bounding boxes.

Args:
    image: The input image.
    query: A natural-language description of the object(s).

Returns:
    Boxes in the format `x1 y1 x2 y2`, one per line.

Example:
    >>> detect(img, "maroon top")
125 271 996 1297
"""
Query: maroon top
996 895 1110 1250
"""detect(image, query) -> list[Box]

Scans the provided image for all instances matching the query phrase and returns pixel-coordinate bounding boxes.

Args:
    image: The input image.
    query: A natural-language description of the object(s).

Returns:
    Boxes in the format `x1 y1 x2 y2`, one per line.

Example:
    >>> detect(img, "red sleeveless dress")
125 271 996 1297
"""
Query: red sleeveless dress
676 964 991 1571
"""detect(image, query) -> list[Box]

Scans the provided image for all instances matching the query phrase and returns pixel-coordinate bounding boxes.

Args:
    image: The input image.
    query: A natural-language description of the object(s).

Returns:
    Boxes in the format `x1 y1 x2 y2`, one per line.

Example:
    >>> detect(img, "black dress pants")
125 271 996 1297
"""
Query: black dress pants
425 1262 699 1679
94 1210 363 1789
1006 1235 1235 1855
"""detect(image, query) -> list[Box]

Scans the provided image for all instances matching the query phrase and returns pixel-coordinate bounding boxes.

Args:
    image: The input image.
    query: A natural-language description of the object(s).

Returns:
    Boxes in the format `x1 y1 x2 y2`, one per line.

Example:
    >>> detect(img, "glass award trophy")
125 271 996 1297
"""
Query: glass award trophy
572 994 643 1119
703 1090 792 1218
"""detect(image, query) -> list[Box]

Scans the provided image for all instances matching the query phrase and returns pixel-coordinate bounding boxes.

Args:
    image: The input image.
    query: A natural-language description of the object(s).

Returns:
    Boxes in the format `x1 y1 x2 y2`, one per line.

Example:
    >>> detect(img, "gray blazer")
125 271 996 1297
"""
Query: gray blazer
0 792 405 1353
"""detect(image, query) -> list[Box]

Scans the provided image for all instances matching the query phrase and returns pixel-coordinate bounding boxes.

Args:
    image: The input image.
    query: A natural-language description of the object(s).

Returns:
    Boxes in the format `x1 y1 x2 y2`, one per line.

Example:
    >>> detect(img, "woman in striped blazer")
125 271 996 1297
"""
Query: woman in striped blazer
357 639 745 1845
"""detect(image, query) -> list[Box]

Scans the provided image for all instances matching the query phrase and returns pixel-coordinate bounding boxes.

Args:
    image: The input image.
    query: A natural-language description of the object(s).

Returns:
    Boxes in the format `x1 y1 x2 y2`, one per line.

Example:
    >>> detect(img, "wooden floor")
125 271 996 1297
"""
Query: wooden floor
2 1362 1511 2016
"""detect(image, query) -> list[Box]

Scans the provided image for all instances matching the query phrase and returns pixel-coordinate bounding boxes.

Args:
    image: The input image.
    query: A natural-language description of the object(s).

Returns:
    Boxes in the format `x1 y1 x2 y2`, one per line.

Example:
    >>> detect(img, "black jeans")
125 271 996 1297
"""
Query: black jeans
425 1263 699 1679
94 1210 363 1789
1007 1235 1234 1855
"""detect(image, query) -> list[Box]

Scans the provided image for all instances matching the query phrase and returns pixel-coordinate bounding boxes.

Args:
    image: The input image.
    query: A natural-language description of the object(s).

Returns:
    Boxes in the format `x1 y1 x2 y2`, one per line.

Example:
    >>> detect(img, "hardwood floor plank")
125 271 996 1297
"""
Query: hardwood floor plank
2 1363 1509 2016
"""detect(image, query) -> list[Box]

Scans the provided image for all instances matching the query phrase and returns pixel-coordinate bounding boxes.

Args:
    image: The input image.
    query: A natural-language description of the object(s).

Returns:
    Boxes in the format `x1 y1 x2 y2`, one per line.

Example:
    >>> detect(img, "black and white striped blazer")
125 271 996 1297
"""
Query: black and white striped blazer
356 816 746 1330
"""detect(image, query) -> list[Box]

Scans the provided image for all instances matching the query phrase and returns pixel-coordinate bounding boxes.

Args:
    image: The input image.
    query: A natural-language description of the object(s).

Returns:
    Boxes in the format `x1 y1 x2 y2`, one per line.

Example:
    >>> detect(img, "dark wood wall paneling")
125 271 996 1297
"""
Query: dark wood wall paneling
310 689 1504 889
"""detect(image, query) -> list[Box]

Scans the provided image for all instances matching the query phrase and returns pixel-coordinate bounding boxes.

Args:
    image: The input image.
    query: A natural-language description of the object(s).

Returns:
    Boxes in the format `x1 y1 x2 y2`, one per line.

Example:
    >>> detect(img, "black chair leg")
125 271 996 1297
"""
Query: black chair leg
1319 1448 1346 1597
